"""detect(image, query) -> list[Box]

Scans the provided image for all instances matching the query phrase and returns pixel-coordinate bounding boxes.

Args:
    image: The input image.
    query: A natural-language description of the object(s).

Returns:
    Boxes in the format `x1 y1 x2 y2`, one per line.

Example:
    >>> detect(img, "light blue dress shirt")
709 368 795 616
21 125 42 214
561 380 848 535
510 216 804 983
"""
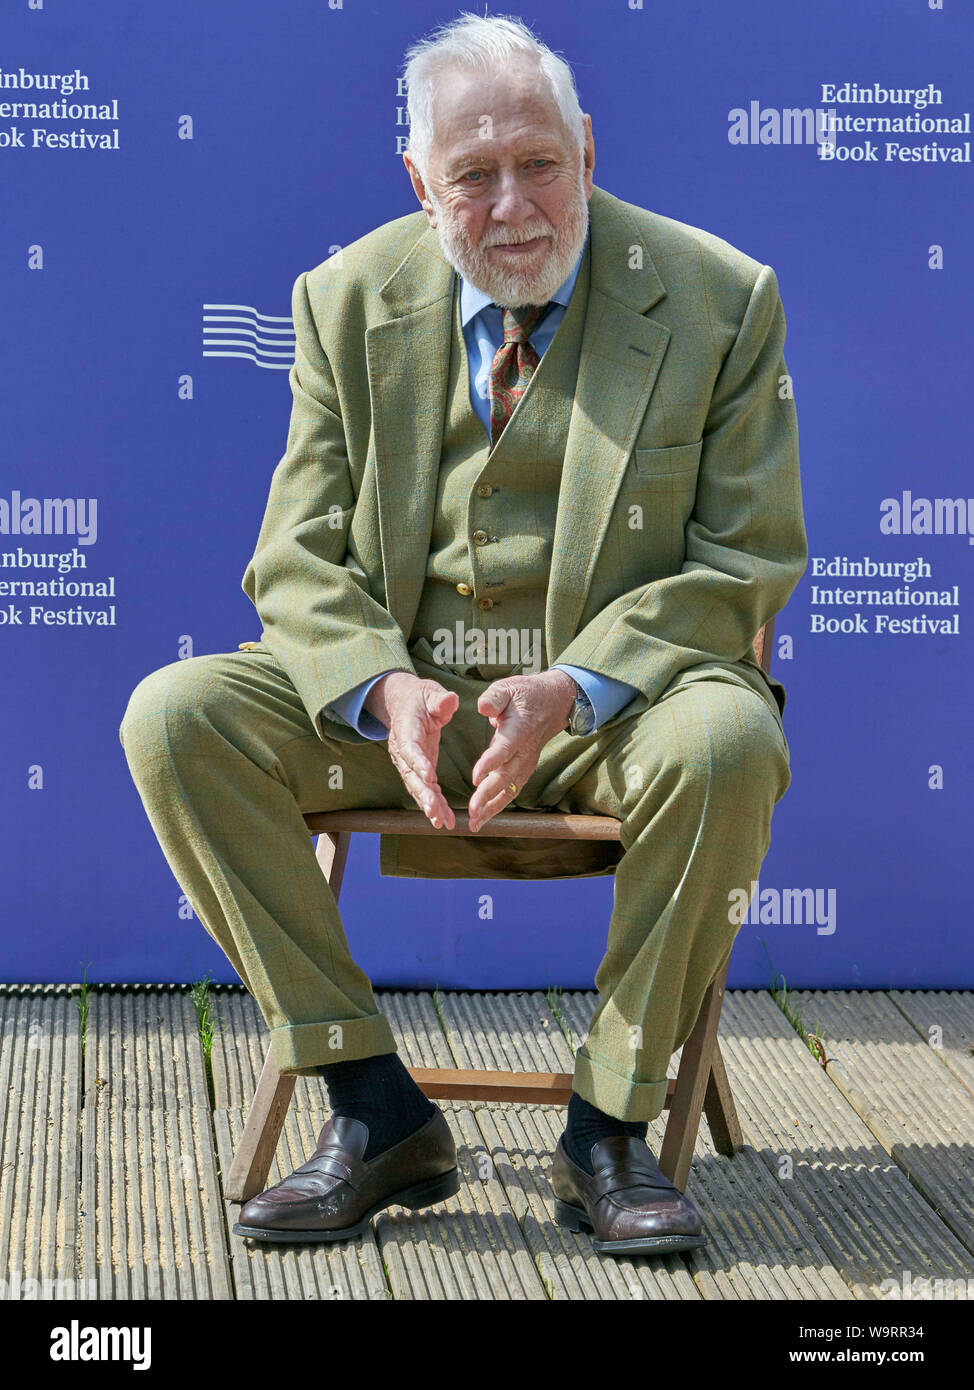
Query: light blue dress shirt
326 234 639 739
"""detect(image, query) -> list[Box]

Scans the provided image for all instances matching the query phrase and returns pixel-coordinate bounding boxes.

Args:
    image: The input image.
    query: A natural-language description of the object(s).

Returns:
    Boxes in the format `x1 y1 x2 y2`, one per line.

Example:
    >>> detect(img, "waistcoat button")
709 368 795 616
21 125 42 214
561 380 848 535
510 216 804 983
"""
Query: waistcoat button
472 530 489 545
456 582 472 595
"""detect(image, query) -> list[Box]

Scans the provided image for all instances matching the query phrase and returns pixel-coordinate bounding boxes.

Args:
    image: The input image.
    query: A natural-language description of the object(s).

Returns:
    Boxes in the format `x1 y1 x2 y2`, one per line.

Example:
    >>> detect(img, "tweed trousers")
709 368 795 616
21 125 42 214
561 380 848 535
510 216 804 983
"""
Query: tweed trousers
119 639 791 1123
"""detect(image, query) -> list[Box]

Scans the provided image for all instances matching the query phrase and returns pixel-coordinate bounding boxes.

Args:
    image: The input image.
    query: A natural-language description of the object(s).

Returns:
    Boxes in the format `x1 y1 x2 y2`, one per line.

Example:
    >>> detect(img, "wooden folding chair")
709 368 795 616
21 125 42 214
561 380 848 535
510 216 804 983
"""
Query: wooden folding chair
225 621 775 1204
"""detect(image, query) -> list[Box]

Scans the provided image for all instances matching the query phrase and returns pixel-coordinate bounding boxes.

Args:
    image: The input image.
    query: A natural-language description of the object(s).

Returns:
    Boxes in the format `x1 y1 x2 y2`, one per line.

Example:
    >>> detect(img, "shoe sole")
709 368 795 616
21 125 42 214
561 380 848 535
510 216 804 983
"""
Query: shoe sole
553 1197 708 1255
232 1165 461 1244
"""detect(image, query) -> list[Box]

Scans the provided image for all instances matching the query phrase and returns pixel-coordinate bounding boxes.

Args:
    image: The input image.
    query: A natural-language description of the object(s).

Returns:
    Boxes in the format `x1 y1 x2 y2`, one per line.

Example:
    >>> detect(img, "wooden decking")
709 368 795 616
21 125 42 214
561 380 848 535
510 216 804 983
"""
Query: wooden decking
2 984 973 1300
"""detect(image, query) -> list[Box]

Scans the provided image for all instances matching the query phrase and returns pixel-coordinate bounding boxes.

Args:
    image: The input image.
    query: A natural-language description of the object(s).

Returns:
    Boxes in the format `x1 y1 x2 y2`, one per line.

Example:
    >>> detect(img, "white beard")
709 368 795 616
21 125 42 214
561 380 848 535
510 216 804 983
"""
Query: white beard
427 168 590 309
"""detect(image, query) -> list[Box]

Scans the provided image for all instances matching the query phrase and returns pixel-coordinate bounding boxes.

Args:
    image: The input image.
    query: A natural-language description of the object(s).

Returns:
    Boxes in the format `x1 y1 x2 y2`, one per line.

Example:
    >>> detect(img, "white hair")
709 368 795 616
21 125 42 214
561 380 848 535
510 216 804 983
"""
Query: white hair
402 12 586 186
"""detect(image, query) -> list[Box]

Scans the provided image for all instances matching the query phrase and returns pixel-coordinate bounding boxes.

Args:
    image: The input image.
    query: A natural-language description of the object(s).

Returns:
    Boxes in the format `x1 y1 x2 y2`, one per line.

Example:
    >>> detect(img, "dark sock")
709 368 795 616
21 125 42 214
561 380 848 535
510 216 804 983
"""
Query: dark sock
563 1091 648 1175
313 1051 435 1160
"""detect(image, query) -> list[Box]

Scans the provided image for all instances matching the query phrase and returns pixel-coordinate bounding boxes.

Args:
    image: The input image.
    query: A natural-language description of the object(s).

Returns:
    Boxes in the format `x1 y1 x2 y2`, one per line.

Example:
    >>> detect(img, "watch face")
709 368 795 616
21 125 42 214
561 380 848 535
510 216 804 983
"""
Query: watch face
571 698 595 734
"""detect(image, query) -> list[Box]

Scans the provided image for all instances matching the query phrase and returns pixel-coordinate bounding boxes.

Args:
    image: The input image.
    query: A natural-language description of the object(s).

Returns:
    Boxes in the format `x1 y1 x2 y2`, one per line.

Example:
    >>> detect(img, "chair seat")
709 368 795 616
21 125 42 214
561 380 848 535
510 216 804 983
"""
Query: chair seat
304 808 623 840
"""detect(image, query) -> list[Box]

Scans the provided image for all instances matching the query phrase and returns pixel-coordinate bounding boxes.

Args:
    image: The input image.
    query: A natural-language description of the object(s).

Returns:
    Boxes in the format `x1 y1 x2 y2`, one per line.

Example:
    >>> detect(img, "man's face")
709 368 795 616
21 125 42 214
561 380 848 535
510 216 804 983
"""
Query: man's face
403 58 595 308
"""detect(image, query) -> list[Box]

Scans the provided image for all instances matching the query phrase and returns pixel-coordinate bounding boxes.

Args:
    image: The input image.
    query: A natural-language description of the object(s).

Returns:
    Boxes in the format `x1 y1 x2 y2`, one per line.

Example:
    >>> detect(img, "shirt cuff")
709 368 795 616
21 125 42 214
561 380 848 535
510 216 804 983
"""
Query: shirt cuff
326 670 395 740
550 664 640 731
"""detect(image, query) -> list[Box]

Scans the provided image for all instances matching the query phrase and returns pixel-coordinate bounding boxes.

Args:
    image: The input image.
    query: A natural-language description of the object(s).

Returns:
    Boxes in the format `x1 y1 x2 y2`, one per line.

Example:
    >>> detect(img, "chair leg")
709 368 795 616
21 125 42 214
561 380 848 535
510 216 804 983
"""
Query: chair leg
315 828 351 895
703 1038 744 1157
224 1044 297 1203
225 831 352 1204
659 960 731 1192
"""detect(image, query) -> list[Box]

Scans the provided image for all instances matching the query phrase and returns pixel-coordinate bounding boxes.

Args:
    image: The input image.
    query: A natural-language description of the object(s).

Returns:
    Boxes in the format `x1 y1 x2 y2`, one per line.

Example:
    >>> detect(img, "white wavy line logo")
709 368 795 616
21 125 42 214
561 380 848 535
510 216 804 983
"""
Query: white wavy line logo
202 303 295 369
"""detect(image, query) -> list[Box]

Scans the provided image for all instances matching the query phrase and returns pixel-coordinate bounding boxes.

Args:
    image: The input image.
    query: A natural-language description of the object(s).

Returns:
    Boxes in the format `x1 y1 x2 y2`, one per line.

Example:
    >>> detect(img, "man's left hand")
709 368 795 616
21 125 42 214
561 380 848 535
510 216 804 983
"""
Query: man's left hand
467 669 578 832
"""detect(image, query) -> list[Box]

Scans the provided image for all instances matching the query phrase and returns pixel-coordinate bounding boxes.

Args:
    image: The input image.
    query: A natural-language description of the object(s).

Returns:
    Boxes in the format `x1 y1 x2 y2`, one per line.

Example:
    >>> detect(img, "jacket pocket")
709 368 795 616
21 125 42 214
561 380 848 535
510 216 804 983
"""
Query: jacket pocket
632 440 703 477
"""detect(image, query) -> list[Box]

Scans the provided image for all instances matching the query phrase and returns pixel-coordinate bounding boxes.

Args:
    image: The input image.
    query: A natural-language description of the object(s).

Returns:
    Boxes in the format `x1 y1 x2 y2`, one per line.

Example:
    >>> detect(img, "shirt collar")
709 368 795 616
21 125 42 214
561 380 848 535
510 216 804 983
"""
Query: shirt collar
459 230 588 328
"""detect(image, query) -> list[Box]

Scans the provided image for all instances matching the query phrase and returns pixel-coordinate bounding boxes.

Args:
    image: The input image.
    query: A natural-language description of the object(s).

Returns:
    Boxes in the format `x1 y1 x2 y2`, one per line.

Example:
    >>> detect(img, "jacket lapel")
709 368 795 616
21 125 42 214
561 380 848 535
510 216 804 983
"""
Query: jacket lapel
366 184 671 655
545 189 671 661
366 244 454 638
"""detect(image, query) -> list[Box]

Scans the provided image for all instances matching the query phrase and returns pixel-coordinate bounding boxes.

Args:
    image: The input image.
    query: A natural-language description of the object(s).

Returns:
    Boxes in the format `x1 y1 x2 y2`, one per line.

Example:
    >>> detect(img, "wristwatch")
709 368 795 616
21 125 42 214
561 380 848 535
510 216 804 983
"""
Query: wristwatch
565 681 597 736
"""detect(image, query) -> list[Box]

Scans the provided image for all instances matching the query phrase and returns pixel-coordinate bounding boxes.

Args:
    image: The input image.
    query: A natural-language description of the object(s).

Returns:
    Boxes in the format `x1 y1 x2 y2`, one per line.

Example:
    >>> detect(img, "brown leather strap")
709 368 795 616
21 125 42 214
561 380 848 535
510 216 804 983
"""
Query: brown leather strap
298 1152 360 1189
591 1166 676 1201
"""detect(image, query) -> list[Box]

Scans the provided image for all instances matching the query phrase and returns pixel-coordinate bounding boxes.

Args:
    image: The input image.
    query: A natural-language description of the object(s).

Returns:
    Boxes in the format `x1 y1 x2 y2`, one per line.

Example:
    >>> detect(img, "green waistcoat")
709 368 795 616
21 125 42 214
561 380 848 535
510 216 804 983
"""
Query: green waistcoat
407 234 592 682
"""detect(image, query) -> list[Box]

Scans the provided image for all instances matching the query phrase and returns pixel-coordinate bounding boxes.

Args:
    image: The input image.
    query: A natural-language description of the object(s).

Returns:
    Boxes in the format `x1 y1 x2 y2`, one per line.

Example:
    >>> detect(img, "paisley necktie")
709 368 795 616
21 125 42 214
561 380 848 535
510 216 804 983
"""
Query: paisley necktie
487 302 549 447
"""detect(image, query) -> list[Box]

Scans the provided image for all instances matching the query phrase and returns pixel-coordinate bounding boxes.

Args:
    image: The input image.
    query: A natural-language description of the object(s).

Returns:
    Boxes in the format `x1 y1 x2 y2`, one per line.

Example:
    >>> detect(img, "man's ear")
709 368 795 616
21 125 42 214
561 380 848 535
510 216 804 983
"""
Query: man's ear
403 151 437 227
581 113 595 197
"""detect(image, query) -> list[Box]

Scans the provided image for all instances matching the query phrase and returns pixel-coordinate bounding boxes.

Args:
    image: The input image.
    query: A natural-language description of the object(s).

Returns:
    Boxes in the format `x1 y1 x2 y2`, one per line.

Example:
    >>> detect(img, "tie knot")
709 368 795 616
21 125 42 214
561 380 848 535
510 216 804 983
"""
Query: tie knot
501 302 548 344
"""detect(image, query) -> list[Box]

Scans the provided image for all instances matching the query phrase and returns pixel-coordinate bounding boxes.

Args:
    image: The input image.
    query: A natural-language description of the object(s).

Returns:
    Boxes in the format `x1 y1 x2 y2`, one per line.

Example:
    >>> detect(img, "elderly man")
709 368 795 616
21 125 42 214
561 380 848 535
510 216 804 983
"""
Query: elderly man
120 13 806 1257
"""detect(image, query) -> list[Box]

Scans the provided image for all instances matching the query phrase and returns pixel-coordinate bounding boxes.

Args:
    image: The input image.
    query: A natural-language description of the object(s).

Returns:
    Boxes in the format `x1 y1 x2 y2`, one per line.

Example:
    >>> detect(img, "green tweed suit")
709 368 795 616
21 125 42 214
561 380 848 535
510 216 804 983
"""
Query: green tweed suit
119 183 807 1119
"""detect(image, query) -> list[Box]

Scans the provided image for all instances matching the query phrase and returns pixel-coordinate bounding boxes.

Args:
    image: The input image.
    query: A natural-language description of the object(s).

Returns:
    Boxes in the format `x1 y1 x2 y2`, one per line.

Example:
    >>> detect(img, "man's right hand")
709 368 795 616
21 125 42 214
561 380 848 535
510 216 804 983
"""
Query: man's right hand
364 672 458 830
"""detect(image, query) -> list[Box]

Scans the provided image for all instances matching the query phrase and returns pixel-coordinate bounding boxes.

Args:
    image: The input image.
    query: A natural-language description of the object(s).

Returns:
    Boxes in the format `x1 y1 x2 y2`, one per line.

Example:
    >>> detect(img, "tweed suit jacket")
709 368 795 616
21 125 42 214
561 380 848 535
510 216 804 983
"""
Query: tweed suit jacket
241 182 808 877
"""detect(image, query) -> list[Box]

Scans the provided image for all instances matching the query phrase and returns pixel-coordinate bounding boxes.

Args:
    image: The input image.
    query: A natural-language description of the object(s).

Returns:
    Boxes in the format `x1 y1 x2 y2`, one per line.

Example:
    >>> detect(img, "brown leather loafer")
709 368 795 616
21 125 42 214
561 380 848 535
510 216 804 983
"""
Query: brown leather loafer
551 1134 707 1255
232 1107 459 1243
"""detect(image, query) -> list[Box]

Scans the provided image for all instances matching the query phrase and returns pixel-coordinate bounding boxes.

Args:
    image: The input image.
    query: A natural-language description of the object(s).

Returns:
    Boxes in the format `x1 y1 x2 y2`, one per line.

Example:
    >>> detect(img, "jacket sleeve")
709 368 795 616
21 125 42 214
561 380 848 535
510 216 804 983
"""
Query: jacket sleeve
550 263 808 720
325 670 394 741
550 664 640 731
241 270 417 742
